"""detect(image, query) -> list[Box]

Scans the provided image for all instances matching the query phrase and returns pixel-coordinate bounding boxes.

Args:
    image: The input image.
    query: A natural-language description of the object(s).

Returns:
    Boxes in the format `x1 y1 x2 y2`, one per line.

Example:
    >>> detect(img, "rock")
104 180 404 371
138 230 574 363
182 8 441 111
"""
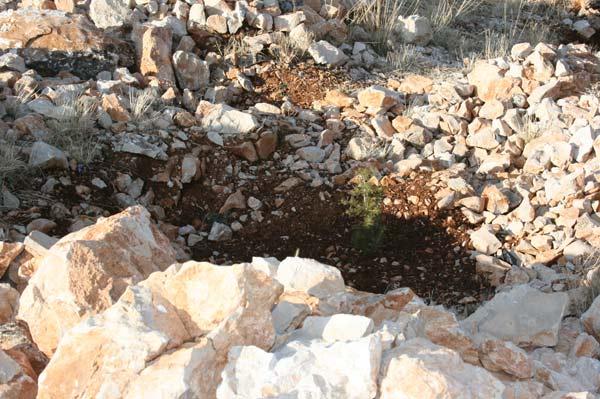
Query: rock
308 40 348 66
208 222 232 241
582 295 600 341
276 257 345 298
379 338 504 399
478 335 533 379
0 284 18 325
255 132 278 159
0 242 23 279
218 334 382 399
17 206 177 356
462 285 568 347
89 0 131 29
228 141 258 162
290 314 374 343
140 26 176 87
102 93 130 122
470 226 502 255
0 322 48 377
574 19 595 39
468 61 515 102
272 300 310 334
172 50 210 91
297 146 326 163
180 155 200 184
0 349 37 399
197 102 259 135
346 136 376 161
397 15 433 45
219 190 246 214
25 219 55 234
357 85 399 111
37 261 282 399
0 9 132 79
28 142 68 170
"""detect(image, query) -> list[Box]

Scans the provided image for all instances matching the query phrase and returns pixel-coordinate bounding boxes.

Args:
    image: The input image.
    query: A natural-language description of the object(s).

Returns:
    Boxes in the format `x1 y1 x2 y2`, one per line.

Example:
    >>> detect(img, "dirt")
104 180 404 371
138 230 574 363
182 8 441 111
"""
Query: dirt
252 62 348 108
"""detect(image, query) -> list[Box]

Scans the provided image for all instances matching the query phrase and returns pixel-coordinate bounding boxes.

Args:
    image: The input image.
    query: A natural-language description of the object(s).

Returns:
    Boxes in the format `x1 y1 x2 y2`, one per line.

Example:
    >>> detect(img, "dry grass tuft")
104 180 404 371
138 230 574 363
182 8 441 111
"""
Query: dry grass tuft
128 87 158 123
0 140 27 186
46 93 102 165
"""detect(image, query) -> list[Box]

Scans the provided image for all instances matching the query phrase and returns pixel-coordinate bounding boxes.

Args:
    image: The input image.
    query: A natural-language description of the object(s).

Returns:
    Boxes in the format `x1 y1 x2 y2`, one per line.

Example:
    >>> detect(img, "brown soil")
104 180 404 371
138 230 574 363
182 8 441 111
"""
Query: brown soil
5 147 488 306
252 62 347 108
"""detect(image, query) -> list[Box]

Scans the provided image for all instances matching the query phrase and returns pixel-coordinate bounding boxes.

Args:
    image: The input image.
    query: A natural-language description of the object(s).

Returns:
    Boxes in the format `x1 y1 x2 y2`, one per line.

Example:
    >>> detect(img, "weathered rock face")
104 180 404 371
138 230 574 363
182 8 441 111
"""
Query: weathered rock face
461 284 568 347
17 206 177 356
89 0 131 29
378 338 505 399
140 26 176 87
218 334 382 399
0 9 133 79
37 261 283 399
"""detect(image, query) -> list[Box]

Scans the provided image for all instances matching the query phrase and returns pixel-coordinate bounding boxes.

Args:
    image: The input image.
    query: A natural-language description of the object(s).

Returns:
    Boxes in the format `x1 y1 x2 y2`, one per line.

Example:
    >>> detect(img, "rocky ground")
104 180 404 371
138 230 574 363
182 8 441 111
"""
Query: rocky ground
1 0 600 397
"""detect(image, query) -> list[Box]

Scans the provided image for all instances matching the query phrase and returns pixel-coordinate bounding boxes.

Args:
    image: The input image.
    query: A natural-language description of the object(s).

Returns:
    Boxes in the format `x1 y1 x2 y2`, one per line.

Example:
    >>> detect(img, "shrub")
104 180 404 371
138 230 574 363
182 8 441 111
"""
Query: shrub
128 87 158 123
343 168 386 255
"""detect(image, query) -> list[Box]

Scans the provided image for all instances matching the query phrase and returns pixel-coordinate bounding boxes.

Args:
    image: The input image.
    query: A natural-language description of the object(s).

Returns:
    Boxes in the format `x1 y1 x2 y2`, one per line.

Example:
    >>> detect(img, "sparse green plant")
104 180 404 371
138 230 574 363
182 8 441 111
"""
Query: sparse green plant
343 168 386 255
46 93 102 165
0 140 27 187
128 87 158 123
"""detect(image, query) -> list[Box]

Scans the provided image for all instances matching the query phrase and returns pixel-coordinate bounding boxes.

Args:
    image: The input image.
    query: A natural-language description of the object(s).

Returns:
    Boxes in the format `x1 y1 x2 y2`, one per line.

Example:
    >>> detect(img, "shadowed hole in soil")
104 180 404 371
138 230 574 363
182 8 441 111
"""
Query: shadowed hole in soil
8 150 489 307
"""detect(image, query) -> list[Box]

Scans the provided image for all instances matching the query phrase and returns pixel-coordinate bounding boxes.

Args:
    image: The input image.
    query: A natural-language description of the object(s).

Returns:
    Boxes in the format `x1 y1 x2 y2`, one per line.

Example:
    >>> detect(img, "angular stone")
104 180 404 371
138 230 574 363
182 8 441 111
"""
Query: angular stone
582 295 600 341
470 226 502 255
357 85 399 111
172 50 210 91
0 9 132 79
89 0 131 29
308 40 348 66
17 206 177 356
140 26 176 87
462 285 568 347
478 335 533 379
276 257 345 298
37 261 282 399
397 15 433 46
196 102 259 135
28 142 68 170
218 334 382 399
379 338 504 399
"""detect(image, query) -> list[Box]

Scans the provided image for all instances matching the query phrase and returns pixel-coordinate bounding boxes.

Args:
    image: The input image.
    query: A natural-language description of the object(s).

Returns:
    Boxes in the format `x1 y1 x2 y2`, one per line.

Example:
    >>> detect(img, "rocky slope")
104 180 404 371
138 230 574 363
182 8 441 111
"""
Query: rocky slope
0 205 598 398
0 0 600 397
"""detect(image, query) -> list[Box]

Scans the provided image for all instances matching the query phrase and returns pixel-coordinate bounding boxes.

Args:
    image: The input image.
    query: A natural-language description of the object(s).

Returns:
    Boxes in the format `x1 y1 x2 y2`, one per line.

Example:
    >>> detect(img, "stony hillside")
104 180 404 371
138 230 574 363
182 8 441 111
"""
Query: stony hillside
1 0 600 397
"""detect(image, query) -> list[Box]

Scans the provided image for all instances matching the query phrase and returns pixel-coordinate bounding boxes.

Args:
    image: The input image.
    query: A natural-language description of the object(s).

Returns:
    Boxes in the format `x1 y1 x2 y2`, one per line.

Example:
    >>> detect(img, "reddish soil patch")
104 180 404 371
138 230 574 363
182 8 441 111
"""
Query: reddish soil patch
252 62 346 108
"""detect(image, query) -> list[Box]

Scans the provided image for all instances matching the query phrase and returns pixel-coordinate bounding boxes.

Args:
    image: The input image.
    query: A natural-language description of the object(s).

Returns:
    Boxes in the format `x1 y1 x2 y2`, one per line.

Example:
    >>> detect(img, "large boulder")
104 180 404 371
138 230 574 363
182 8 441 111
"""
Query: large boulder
218 334 382 399
0 9 133 79
17 206 177 356
37 261 283 399
378 338 505 399
461 285 568 347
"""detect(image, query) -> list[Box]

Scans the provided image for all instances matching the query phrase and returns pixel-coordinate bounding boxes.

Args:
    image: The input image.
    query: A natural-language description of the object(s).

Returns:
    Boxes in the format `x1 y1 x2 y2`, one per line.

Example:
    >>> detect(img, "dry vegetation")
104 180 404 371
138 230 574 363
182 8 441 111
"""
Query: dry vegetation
348 0 568 72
